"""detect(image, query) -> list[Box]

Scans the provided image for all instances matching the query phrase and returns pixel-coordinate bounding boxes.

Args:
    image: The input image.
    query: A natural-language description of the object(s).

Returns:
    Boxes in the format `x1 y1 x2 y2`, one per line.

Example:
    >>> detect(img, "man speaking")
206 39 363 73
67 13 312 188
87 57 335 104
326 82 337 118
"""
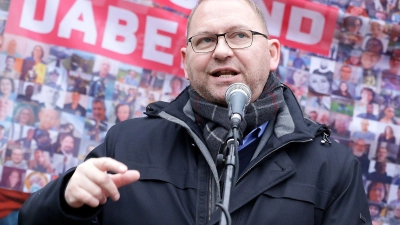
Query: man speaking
19 0 371 224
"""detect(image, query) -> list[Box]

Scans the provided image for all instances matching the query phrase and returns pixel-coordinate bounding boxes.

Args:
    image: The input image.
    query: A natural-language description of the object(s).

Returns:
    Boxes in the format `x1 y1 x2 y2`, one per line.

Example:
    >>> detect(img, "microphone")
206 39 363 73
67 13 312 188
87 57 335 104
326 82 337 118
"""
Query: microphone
225 83 252 127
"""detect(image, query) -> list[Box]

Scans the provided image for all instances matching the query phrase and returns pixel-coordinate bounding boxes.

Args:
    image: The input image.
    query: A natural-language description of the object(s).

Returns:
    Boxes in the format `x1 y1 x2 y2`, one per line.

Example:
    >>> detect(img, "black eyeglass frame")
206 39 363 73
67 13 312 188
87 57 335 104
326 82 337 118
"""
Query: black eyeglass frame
187 30 269 53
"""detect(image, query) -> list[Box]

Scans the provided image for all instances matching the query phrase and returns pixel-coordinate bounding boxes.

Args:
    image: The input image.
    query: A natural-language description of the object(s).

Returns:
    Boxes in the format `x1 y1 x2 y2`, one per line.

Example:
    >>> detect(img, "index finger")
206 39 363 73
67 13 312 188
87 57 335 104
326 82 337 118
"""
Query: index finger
90 157 128 173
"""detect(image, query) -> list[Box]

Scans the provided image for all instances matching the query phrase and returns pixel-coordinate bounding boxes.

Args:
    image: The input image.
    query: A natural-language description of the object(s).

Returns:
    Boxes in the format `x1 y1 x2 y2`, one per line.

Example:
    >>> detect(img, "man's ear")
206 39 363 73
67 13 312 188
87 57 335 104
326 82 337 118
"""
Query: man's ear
180 47 190 80
268 39 281 71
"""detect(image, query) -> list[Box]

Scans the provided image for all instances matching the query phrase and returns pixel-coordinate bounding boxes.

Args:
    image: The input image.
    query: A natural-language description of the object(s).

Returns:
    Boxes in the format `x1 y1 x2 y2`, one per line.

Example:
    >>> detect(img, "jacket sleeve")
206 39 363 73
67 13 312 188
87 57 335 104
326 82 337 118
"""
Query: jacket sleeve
321 154 372 225
18 125 118 225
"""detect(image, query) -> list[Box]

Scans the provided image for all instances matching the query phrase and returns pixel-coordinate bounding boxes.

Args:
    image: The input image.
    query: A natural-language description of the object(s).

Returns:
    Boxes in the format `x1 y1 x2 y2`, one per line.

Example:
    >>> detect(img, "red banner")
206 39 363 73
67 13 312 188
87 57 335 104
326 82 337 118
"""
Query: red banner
255 0 338 55
6 0 338 76
6 0 188 76
153 0 196 16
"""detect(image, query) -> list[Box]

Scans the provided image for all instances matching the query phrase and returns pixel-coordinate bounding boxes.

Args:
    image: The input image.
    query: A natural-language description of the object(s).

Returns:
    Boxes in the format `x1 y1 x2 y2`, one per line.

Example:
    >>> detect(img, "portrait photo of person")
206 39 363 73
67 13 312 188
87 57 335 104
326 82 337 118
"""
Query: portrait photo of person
288 50 310 71
0 98 14 121
20 44 48 84
0 167 25 191
361 20 389 54
160 75 188 102
377 125 397 144
84 98 109 141
284 68 310 102
23 170 50 193
332 81 354 99
3 147 29 169
329 112 352 138
44 69 63 90
351 138 371 176
123 69 141 87
36 85 65 111
12 104 37 127
63 91 87 117
366 181 389 204
308 73 332 95
88 58 117 100
381 51 400 91
114 103 132 124
379 105 398 125
356 102 379 121
355 86 377 107
16 82 39 105
28 149 52 173
36 107 60 131
0 77 16 100
310 57 335 77
0 55 21 79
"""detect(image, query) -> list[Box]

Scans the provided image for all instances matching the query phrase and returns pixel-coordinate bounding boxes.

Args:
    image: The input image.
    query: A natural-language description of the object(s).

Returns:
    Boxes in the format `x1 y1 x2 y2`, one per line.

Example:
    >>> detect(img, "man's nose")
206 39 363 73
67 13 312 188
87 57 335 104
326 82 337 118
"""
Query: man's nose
212 36 233 59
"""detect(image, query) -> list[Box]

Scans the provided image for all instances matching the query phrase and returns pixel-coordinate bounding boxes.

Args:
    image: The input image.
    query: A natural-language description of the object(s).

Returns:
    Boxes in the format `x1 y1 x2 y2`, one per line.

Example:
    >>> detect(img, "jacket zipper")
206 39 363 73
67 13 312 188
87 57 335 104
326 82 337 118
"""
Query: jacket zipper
237 138 313 183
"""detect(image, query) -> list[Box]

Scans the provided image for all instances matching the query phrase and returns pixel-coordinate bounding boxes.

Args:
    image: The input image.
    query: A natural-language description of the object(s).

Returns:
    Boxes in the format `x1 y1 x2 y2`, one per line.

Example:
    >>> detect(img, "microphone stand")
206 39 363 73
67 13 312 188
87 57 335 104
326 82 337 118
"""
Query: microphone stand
219 115 241 225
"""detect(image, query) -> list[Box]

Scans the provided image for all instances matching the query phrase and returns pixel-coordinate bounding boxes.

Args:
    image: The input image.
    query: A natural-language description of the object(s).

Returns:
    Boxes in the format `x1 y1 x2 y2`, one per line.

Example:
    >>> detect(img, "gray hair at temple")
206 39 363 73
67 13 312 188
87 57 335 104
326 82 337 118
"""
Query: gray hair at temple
186 0 269 36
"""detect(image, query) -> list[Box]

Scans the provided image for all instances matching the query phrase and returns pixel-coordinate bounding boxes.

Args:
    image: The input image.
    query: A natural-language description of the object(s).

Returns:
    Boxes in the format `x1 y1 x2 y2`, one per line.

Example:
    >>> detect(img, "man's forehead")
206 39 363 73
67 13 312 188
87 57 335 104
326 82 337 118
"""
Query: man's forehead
188 0 264 34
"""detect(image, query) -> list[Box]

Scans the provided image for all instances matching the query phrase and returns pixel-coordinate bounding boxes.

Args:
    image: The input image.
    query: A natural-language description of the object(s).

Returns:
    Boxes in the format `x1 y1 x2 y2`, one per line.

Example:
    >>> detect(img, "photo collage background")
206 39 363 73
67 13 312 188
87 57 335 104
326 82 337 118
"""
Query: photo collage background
0 1 190 194
0 0 400 223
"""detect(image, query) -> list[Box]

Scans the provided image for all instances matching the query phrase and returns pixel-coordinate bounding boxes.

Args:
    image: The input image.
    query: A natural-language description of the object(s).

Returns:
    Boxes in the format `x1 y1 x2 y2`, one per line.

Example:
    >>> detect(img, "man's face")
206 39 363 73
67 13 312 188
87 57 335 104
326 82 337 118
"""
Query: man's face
377 148 388 162
71 92 80 104
181 0 280 105
92 102 106 121
361 51 380 69
39 109 59 130
11 149 23 163
370 22 382 37
99 61 110 78
1 78 13 95
44 88 59 105
6 58 14 69
61 136 74 153
340 66 352 81
361 120 369 131
353 139 366 156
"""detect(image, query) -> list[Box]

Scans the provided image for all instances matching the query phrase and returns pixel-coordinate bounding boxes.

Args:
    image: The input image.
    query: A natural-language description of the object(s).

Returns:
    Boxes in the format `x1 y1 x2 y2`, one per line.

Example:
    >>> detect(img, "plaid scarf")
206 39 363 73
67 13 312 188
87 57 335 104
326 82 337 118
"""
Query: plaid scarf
189 72 285 160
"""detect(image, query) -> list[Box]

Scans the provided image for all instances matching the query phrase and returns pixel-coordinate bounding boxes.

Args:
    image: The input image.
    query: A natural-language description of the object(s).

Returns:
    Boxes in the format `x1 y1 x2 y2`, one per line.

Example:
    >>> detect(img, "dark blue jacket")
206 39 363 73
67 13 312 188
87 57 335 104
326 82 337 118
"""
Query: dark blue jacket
19 85 371 225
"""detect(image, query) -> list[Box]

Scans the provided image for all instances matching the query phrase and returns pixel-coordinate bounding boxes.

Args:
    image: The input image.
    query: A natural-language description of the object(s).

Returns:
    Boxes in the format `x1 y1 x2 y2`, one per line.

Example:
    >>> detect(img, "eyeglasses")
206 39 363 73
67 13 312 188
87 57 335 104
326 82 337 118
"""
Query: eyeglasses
187 29 269 53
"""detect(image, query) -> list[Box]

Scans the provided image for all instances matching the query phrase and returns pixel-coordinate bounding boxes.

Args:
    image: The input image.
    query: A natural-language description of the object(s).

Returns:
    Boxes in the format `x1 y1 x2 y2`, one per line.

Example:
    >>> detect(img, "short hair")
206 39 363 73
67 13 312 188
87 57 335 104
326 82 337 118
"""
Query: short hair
186 0 269 37
343 16 362 30
92 98 105 107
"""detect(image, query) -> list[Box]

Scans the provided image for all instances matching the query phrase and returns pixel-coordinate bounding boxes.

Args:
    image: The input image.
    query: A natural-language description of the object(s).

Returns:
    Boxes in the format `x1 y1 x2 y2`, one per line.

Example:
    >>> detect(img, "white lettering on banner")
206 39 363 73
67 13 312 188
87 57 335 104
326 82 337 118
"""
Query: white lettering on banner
286 6 325 45
58 1 97 45
102 6 139 54
169 0 197 9
143 16 178 66
255 1 285 37
20 0 60 34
